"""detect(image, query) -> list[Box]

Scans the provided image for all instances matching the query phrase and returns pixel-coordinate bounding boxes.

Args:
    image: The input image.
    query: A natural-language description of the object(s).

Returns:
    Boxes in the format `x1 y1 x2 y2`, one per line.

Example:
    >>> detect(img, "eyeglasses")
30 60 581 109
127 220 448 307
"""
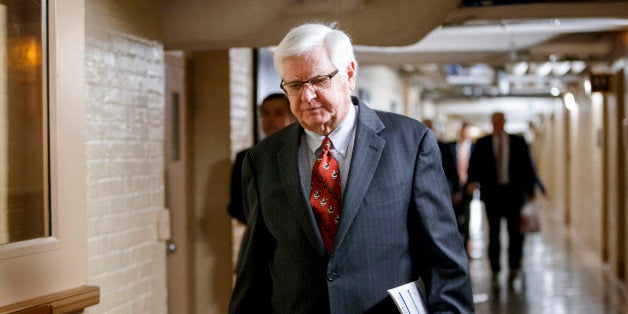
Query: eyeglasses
280 70 339 96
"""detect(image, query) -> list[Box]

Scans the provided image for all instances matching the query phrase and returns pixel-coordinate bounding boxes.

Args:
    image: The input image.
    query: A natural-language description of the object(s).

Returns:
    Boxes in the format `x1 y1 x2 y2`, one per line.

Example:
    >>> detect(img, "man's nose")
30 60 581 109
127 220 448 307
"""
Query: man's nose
300 83 317 102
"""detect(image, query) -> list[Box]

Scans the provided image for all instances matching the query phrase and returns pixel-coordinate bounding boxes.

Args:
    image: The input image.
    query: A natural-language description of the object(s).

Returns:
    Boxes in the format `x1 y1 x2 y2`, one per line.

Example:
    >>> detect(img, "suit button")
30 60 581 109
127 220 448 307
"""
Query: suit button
327 272 337 281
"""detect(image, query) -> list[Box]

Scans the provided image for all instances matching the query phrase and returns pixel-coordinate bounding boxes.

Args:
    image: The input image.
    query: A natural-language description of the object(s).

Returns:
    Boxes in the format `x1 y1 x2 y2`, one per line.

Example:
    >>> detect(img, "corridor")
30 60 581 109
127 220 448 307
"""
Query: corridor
468 198 628 314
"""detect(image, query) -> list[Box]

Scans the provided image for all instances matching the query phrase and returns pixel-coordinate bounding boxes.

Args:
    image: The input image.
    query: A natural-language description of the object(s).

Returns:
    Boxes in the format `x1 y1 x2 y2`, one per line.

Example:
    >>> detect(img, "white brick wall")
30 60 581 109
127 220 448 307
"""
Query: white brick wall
85 28 167 313
229 48 254 158
228 48 253 272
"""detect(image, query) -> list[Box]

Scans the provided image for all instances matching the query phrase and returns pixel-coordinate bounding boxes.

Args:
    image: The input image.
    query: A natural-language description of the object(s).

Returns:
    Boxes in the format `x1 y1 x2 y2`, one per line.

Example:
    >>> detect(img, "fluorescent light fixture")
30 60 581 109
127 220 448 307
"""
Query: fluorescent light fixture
564 92 578 111
552 61 571 76
583 78 592 95
571 61 587 74
535 62 553 77
550 86 561 96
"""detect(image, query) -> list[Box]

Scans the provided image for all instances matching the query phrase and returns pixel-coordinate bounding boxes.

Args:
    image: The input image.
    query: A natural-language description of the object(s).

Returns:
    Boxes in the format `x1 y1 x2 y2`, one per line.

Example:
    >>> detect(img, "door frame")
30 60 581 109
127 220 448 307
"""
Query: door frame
165 51 195 314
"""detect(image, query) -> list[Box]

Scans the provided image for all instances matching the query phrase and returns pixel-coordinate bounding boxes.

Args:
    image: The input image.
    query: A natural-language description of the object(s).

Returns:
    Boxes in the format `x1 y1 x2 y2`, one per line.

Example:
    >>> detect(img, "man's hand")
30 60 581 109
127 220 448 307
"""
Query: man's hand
466 182 479 195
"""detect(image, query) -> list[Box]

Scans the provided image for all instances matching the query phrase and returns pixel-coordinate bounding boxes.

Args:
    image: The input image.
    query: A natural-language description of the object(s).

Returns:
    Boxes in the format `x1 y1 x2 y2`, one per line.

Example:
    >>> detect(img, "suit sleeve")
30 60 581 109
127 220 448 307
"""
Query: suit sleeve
411 130 474 313
439 142 460 194
467 137 486 186
228 151 247 223
519 137 538 197
228 152 274 313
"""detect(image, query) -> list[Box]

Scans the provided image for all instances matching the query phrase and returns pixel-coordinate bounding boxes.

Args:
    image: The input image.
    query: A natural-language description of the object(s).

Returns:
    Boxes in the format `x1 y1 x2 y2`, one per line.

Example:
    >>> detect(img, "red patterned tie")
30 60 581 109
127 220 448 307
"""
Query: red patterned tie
310 137 341 253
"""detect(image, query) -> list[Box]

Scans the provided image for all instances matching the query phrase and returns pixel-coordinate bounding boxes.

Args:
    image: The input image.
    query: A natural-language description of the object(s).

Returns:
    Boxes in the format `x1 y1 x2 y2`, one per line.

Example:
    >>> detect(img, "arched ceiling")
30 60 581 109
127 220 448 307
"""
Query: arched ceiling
162 0 461 50
162 0 628 101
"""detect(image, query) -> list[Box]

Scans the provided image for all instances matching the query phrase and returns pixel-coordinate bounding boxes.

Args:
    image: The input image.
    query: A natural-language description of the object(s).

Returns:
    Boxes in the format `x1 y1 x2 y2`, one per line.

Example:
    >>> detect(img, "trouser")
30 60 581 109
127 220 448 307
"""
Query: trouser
483 185 525 274
453 194 471 248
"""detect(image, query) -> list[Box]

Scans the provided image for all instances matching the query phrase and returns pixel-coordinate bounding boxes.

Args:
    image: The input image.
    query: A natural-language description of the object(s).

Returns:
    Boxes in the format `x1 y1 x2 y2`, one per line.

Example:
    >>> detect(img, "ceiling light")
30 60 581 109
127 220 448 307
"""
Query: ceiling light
418 63 439 73
571 61 587 74
584 78 592 95
564 92 578 111
469 63 493 76
550 86 561 97
498 71 510 95
552 61 571 76
401 64 415 72
535 62 554 77
512 61 529 75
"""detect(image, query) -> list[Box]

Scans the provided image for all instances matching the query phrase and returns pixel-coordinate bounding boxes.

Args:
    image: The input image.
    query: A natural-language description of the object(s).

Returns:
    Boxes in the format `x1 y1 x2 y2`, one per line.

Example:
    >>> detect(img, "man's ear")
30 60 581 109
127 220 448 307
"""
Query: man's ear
346 61 357 90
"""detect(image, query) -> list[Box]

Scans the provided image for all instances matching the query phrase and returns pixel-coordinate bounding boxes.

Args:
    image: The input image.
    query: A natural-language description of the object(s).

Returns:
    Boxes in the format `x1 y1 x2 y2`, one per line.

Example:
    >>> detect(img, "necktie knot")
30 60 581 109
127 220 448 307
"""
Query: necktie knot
321 137 332 154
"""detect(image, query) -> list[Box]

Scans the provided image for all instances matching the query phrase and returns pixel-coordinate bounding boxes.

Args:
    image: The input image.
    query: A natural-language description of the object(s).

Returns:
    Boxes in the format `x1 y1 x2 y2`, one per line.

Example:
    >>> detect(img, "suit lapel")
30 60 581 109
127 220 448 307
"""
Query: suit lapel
277 124 326 255
334 101 385 252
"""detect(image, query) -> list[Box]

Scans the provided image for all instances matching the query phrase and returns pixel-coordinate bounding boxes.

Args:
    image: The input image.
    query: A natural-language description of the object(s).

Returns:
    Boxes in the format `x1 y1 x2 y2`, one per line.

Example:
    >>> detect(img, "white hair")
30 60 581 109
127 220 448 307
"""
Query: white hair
273 22 357 78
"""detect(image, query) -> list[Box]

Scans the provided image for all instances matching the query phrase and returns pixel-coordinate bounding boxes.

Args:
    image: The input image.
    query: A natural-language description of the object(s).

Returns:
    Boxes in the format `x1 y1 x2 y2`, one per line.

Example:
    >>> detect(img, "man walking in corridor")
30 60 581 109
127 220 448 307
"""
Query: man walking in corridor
229 22 473 313
467 112 537 287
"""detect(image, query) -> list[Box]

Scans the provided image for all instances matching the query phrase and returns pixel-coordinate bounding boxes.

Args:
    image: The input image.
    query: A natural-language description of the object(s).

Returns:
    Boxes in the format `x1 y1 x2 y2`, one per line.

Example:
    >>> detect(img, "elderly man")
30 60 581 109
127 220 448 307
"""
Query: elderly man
229 23 473 313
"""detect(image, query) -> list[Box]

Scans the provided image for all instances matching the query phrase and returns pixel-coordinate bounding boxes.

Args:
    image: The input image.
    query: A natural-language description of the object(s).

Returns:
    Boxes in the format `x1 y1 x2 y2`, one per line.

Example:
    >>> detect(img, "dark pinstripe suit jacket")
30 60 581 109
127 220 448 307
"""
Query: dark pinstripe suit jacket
229 98 474 314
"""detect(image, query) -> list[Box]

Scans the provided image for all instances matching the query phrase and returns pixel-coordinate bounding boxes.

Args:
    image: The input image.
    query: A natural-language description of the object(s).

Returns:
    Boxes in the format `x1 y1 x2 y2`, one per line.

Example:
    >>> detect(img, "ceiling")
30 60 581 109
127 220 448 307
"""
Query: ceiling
163 0 460 49
163 1 628 101
354 1 628 100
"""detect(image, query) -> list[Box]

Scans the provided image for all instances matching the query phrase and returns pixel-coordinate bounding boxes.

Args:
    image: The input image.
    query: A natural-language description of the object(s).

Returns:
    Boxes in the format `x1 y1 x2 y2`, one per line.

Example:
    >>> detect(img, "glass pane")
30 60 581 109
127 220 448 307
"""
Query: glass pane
0 0 47 244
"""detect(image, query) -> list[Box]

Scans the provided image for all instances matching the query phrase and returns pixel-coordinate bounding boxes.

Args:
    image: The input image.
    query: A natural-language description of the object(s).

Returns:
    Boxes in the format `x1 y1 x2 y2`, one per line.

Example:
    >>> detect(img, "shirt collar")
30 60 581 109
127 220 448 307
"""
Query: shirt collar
304 103 356 157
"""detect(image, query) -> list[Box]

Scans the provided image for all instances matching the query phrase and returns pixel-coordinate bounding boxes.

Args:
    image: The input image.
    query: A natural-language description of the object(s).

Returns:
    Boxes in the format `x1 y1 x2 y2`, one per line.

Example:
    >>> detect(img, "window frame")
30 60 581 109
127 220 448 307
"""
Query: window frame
0 0 88 306
0 0 54 260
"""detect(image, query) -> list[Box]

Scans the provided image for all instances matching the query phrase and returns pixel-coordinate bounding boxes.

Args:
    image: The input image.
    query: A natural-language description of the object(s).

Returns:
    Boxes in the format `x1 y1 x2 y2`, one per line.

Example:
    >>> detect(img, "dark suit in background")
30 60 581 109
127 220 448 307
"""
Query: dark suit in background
443 139 473 253
228 150 248 223
467 115 536 282
439 140 458 194
228 93 295 224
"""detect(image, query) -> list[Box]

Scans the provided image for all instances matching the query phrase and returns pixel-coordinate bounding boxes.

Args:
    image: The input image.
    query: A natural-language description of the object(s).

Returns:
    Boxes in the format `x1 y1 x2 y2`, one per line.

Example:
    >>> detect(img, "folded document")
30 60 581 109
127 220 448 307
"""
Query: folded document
387 281 428 314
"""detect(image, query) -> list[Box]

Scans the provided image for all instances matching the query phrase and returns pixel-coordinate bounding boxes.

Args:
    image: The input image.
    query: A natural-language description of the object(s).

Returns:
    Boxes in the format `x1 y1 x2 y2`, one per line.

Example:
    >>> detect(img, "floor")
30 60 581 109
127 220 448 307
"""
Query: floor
467 198 628 314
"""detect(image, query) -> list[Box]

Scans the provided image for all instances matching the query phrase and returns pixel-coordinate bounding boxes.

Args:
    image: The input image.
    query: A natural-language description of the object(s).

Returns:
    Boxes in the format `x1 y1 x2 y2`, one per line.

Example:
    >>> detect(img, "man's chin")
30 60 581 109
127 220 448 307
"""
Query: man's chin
303 114 328 124
306 124 337 136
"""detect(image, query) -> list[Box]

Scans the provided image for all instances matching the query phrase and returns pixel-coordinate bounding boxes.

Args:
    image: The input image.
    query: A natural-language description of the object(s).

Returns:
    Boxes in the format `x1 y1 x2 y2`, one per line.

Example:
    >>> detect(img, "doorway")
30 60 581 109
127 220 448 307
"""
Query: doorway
165 51 194 314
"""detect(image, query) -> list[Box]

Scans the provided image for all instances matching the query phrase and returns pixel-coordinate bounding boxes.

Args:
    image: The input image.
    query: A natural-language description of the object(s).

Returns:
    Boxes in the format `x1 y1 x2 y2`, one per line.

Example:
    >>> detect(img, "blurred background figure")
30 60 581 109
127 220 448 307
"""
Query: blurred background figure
228 93 295 223
446 122 473 255
423 119 434 132
424 118 458 191
467 112 539 288
424 119 474 253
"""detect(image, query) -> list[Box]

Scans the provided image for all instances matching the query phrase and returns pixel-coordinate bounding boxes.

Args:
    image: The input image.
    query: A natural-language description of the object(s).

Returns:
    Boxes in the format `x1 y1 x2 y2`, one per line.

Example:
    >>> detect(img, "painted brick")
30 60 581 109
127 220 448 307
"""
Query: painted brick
85 27 167 313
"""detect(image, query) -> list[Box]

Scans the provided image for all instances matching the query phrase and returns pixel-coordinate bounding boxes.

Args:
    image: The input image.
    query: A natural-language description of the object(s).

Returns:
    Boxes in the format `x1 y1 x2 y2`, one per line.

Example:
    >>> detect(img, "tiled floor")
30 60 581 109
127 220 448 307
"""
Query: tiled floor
467 198 628 314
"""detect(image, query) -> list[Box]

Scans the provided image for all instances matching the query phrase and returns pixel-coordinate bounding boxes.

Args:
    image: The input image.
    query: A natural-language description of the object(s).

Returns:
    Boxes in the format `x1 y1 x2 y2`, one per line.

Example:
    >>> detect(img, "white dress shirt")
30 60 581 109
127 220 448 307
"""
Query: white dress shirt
300 104 357 198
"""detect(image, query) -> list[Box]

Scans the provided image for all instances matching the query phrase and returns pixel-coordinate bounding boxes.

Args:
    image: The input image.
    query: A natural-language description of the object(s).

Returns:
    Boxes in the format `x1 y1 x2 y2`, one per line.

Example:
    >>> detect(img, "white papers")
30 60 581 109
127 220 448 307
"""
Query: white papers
387 281 428 314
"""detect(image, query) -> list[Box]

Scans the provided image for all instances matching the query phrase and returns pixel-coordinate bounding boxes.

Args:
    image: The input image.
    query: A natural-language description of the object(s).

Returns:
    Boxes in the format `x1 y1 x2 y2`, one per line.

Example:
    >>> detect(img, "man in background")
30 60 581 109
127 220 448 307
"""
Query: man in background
228 93 295 223
423 119 457 193
425 120 472 254
447 122 473 255
467 112 537 287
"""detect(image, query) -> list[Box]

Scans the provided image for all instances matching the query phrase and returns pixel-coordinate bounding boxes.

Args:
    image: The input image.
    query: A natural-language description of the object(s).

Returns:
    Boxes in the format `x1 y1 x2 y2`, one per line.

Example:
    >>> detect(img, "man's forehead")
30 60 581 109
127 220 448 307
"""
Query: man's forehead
282 49 332 75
